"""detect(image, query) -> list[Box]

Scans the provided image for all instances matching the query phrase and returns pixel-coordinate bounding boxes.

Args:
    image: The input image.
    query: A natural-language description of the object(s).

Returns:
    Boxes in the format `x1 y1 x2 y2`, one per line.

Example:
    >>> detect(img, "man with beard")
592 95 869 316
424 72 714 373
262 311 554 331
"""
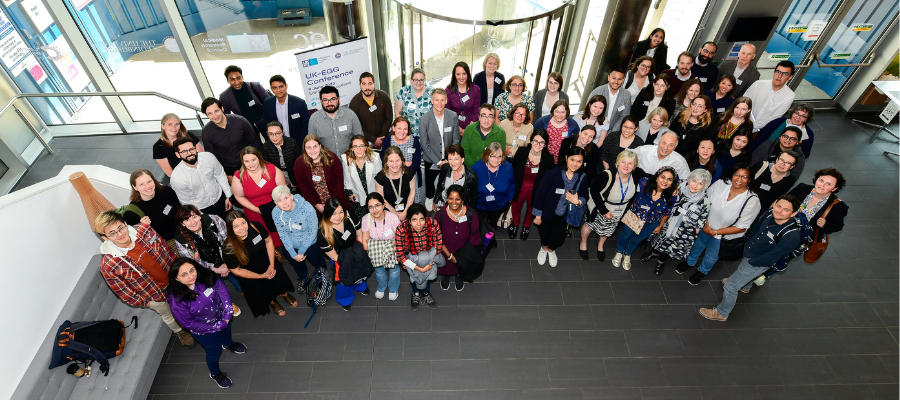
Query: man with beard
201 97 263 177
661 51 696 96
347 72 394 149
309 85 364 154
744 61 796 131
588 67 632 132
263 74 309 141
690 42 719 86
717 43 760 97
170 137 234 218
218 65 271 139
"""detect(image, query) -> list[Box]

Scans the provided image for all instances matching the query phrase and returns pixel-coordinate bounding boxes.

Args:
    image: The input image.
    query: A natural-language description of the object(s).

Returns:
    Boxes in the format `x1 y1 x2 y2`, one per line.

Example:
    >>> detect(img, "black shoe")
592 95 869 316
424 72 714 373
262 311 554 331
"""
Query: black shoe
565 227 573 238
209 372 232 389
296 280 307 294
411 293 421 311
223 342 247 354
596 250 605 262
654 261 665 276
520 228 530 240
342 304 352 311
440 275 450 290
423 292 437 309
688 271 705 285
455 275 464 291
640 251 657 262
508 225 518 240
361 287 370 296
579 248 589 261
675 262 691 274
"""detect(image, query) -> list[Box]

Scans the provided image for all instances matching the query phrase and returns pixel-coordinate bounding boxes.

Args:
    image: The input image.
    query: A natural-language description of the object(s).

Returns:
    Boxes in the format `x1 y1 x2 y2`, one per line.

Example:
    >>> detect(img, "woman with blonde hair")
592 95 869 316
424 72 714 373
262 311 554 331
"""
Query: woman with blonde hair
637 107 671 145
293 134 351 217
154 113 202 178
473 53 505 106
342 135 382 222
670 94 714 155
231 146 287 248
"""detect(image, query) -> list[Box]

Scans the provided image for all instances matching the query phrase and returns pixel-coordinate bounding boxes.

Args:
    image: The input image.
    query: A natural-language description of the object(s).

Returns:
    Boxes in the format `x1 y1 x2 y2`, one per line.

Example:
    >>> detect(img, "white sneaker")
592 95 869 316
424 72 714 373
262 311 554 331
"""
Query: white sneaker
548 251 558 267
375 290 384 299
753 275 766 286
622 254 632 270
537 248 548 265
388 292 398 301
425 198 434 211
611 252 623 268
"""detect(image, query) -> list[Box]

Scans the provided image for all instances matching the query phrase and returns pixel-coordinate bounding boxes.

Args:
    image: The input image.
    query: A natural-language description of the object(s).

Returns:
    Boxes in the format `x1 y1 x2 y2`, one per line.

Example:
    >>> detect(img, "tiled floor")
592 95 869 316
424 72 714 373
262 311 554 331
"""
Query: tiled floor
13 111 899 399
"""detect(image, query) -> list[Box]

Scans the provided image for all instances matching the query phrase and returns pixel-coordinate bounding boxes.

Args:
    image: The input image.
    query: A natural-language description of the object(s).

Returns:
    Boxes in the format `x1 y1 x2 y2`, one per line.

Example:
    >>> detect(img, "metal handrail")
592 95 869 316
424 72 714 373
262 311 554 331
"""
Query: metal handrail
1 91 205 155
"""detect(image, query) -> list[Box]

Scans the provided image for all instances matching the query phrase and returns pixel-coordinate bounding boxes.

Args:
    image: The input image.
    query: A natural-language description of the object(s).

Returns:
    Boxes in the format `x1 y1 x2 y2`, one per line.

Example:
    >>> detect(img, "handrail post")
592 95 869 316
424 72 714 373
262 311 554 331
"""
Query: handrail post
195 111 204 128
14 106 53 154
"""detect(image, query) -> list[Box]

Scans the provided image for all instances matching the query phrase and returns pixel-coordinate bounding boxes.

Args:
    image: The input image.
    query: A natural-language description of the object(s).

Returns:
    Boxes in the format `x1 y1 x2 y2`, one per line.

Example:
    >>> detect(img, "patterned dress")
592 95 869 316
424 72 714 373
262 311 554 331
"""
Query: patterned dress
396 85 434 137
546 122 570 164
651 196 712 260
493 92 536 119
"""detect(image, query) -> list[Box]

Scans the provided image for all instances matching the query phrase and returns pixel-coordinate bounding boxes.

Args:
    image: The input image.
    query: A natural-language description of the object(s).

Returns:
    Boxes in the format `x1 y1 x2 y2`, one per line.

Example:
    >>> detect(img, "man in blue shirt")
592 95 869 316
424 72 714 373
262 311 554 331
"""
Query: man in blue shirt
699 194 802 321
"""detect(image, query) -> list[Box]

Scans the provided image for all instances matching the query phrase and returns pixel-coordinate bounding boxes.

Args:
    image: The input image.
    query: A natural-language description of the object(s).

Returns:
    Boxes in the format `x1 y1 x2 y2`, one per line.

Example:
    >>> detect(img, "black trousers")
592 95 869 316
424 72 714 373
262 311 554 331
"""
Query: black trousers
424 161 441 199
477 205 509 233
537 215 568 250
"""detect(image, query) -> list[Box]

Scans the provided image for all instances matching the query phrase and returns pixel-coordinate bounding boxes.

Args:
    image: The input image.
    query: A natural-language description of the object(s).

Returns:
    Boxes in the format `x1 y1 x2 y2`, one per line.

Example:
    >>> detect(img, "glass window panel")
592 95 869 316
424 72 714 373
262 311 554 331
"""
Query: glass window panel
569 0 609 104
759 0 841 69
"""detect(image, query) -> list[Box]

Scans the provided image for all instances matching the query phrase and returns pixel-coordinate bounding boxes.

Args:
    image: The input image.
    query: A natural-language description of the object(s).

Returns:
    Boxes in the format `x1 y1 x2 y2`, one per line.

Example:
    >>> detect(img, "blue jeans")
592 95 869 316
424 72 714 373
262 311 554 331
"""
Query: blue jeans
616 222 660 255
716 258 770 317
374 265 401 294
411 281 432 293
221 274 242 294
334 281 368 306
281 245 327 284
686 231 721 275
193 323 233 375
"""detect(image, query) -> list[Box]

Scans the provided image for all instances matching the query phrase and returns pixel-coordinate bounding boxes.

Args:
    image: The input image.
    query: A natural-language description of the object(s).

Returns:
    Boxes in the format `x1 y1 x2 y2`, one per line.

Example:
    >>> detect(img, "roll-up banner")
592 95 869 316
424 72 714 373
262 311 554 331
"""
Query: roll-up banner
295 37 370 110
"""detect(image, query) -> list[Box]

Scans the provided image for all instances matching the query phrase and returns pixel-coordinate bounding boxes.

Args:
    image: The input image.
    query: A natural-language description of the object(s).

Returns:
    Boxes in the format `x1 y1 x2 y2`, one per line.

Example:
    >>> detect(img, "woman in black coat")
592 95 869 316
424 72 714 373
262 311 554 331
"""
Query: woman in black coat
630 28 669 75
787 168 848 243
509 130 556 240
433 144 479 210
558 126 602 183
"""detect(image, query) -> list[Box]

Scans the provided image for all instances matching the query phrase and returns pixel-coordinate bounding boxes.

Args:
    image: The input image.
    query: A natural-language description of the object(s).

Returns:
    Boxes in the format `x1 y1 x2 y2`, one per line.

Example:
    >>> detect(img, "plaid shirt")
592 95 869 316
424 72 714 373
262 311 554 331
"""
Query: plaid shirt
99 224 177 307
394 217 443 267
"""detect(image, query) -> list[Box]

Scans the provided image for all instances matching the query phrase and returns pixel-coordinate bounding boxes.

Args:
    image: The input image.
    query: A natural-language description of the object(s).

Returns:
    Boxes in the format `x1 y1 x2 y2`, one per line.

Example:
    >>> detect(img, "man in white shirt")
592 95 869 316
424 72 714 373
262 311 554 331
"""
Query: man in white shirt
170 137 234 218
744 61 796 131
634 132 691 180
588 67 632 132
717 43 760 97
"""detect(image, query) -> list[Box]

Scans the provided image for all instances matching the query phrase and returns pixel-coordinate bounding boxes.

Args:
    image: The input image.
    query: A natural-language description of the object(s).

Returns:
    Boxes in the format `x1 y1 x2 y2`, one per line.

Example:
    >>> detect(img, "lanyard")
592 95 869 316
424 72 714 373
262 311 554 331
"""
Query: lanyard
617 173 631 205
457 87 469 110
388 173 403 204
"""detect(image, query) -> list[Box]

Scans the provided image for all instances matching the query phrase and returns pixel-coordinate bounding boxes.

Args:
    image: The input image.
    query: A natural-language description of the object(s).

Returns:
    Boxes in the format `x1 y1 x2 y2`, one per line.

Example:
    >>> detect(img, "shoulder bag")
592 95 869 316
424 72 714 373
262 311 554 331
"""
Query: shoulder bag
717 193 757 261
565 173 587 226
803 198 840 263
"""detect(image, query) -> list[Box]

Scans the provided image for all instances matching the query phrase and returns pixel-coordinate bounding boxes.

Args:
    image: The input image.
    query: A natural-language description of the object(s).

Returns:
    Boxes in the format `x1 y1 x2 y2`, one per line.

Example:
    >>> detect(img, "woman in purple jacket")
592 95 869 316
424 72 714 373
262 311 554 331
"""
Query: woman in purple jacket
167 257 247 389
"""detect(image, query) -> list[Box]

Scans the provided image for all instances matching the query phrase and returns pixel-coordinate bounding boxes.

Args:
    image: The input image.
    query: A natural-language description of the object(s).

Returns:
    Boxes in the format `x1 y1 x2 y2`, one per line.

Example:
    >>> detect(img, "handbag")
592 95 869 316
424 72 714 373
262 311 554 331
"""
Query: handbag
565 174 587 226
804 198 840 263
717 194 757 261
621 209 645 233
251 223 283 263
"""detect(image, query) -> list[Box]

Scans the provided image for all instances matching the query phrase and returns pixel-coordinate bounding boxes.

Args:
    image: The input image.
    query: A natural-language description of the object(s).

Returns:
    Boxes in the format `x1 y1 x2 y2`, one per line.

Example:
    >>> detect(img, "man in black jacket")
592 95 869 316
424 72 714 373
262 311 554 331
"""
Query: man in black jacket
699 194 802 321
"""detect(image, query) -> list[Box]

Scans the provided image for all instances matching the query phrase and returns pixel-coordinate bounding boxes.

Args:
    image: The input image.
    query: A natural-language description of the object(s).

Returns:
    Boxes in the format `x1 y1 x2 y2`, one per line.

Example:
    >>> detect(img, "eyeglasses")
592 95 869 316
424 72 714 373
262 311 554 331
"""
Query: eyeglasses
106 224 128 238
321 97 339 103
479 114 494 118
411 78 425 83
509 83 524 88
773 70 792 77
351 144 368 149
514 112 527 117
691 103 706 109
267 131 283 136
780 134 799 143
776 158 794 166
531 140 546 146
793 111 809 119
178 148 197 155
367 203 383 210
700 48 716 55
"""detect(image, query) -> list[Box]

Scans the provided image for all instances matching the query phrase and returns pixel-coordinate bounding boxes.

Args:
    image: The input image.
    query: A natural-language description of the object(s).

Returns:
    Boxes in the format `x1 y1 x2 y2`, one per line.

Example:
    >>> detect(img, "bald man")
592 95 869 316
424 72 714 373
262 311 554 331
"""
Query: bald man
717 43 761 97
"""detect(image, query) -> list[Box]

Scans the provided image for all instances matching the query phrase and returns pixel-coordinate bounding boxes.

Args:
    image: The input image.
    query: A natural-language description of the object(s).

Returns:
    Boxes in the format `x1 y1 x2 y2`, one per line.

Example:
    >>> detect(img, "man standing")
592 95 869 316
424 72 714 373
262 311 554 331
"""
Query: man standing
94 211 195 348
744 61 796 131
201 97 263 177
661 51 696 96
699 194 802 322
751 126 806 177
308 85 364 154
170 137 234 218
460 104 505 168
588 67 632 132
218 65 270 138
633 131 691 180
717 43 760 97
348 72 394 149
263 75 309 141
690 42 719 86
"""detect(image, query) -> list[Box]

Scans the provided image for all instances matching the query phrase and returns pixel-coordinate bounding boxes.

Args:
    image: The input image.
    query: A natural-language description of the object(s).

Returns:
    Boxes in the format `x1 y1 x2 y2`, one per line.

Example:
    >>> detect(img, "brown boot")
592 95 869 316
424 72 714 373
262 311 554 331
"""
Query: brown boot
176 330 196 348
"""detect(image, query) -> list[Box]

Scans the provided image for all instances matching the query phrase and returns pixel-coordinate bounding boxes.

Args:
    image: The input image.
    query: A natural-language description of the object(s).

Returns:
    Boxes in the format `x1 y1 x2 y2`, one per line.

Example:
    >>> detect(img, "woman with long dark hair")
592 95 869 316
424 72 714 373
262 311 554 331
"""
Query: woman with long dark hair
685 138 723 182
342 134 382 223
533 147 589 267
394 203 444 310
712 96 753 144
509 130 555 240
670 78 704 125
446 61 481 136
631 74 675 121
575 95 608 146
611 166 679 270
629 28 668 75
231 146 287 249
716 129 752 174
706 75 736 116
318 198 374 311
173 205 241 314
360 192 401 300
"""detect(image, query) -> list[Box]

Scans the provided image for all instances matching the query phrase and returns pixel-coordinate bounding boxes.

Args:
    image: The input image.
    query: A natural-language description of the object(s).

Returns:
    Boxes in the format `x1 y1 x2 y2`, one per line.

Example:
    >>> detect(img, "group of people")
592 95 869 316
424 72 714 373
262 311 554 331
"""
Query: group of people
95 30 848 389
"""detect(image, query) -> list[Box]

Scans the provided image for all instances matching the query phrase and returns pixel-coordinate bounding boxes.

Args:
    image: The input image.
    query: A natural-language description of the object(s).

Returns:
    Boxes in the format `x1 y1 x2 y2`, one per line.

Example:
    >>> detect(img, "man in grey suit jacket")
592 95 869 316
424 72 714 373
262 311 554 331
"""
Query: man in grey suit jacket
419 88 460 208
717 43 760 98
589 67 632 132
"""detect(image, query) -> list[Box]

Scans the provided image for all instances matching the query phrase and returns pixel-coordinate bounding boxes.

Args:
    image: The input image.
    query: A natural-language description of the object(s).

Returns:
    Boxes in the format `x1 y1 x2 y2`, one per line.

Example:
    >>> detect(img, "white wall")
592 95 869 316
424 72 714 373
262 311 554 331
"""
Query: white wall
0 166 130 400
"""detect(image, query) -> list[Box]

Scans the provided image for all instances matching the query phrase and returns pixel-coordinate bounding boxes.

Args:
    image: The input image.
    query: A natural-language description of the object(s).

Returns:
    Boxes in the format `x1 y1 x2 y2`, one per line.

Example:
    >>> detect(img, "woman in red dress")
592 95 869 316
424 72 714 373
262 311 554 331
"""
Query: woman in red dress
231 146 287 248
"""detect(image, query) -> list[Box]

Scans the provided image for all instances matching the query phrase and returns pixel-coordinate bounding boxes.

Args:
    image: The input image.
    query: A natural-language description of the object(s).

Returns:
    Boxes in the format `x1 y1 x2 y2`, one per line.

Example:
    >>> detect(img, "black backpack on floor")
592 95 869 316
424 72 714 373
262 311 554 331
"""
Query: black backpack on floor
49 316 137 376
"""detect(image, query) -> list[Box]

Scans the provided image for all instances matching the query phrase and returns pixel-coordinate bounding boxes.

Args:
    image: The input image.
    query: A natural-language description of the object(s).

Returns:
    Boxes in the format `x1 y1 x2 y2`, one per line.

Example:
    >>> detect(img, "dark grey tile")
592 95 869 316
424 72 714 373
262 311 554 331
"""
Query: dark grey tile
430 360 490 390
826 355 894 384
375 305 431 332
455 282 511 306
754 385 820 399
431 306 487 332
247 362 313 393
515 330 574 358
813 384 878 400
219 393 279 400
580 260 634 281
458 332 518 359
678 329 741 357
715 357 780 386
150 363 196 394
659 357 722 386
484 305 540 331
568 330 630 357
731 329 797 356
186 362 254 393
342 333 375 361
845 303 889 327
698 386 761 400
811 280 869 303
481 259 534 282
639 386 703 399
546 358 608 388
643 305 703 329
771 356 836 385
591 305 649 330
453 389 521 399
872 302 899 326
835 327 898 354
404 332 459 360
530 258 584 281
603 357 666 387
509 282 564 305
795 303 860 328
658 281 719 304
580 387 643 399
521 388 584 399
624 329 684 357
559 282 616 305
372 332 403 361
222 333 289 362
286 333 346 362
878 354 898 382
849 258 900 280
308 361 371 392
318 305 377 332
610 282 666 304
861 280 900 303
263 306 321 333
782 328 847 355
98 148 150 164
488 359 550 389
869 383 900 398
740 304 809 329
538 305 595 330
371 361 430 390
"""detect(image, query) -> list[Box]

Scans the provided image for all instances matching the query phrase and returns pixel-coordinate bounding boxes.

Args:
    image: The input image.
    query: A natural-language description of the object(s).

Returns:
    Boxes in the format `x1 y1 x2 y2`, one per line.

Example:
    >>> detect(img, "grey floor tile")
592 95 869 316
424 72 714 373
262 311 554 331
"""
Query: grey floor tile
481 259 534 282
318 305 377 332
659 357 722 386
430 359 491 390
678 329 741 357
639 386 703 399
872 302 899 326
508 281 564 305
782 328 848 355
431 306 486 332
488 359 550 389
623 329 685 357
222 333 289 363
568 330 630 357
580 387 643 399
521 388 584 399
591 304 649 330
715 357 780 386
458 331 519 359
538 305 595 330
375 305 431 332
754 385 820 399
342 332 375 361
826 354 894 384
484 305 540 331
730 329 797 356
546 358 608 388
771 355 836 385
371 361 430 391
559 282 616 305
515 330 574 358
658 281 719 305
455 282 511 306
795 303 859 328
603 357 667 387
531 261 584 281
150 363 196 395
186 362 254 393
878 353 898 382
404 332 459 360
869 383 900 398
309 361 371 392
844 302 889 327
813 384 878 400
248 361 313 393
610 281 667 304
372 332 403 361
698 386 761 400
835 327 898 354
285 333 347 362
643 305 704 329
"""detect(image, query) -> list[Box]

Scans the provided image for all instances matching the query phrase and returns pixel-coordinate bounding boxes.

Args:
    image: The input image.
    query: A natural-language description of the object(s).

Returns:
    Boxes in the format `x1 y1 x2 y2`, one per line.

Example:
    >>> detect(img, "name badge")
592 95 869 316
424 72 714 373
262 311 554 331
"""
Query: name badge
682 134 687 139
407 103 416 110
735 78 743 85
203 288 214 297
760 184 771 191
407 147 415 153
766 231 775 239
699 77 708 82
252 235 262 245
291 223 302 230
248 100 256 106
384 230 392 237
717 108 725 113
518 135 526 141
561 131 568 138
458 215 468 223
369 105 378 112
531 167 539 173
312 175 322 182
257 178 267 188
162 204 172 215
458 115 466 121
555 188 565 195
641 205 650 210
291 113 301 119
617 105 625 112
341 230 351 240
338 125 348 132
643 101 650 106
485 183 495 192
395 204 405 211
486 195 495 201
444 126 451 133
494 77 502 84
461 95 470 102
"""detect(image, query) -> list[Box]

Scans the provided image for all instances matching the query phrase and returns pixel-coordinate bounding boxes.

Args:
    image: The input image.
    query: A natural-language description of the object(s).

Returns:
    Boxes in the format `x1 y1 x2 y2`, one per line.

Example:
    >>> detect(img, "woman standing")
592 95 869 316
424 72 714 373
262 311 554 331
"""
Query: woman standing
750 104 816 158
787 168 848 238
611 166 678 270
533 73 569 122
644 169 712 275
670 95 714 156
493 75 535 124
533 147 589 267
318 199 373 311
124 169 182 247
436 185 481 291
154 113 203 178
173 205 242 310
293 135 351 217
670 79 704 125
685 138 723 182
272 186 328 292
232 146 287 248
712 97 753 144
676 164 761 285
715 130 752 174
580 150 643 262
381 116 422 199
473 53 505 107
433 144 479 210
510 130 555 240
446 62 481 136
167 258 244 389
395 204 444 310
376 146 417 221
223 210 295 317
559 125 601 181
624 56 655 101
472 143 516 234
706 75 736 116
262 121 302 187
420 88 459 206
534 100 580 163
394 68 434 139
631 74 675 121
630 28 668 75
600 116 645 170
575 95 608 146
637 107 671 145
342 135 382 223
500 103 534 155
360 193 401 300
